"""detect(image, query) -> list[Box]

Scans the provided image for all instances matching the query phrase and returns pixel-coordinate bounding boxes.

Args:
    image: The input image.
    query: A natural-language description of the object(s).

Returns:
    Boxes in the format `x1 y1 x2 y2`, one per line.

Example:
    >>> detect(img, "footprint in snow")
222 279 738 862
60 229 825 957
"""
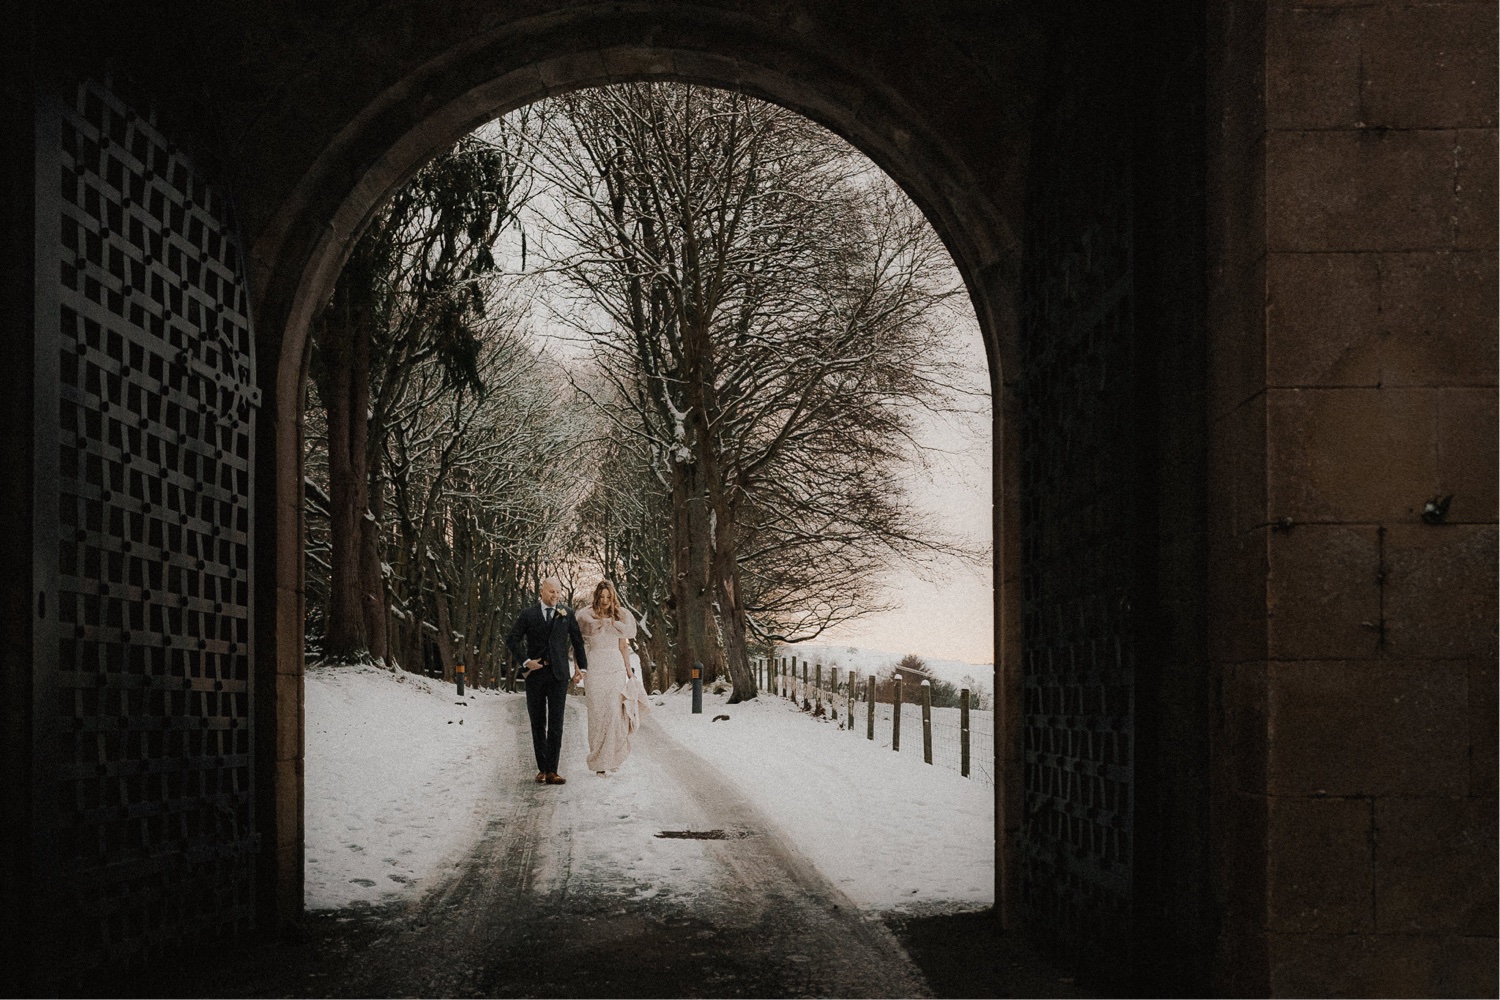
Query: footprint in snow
349 878 377 887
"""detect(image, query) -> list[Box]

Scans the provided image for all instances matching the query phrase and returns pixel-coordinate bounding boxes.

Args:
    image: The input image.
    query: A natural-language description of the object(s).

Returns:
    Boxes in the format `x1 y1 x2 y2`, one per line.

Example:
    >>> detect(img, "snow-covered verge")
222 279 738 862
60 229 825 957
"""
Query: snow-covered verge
303 659 994 919
303 664 515 910
781 643 994 701
650 685 995 914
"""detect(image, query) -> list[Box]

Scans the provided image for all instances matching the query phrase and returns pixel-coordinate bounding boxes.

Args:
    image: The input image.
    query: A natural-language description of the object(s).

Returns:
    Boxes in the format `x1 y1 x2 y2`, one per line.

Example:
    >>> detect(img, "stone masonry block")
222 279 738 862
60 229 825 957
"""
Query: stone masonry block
1436 933 1500 998
1210 529 1270 664
1218 661 1268 795
1455 128 1498 252
1266 795 1373 933
1472 659 1498 798
1379 251 1498 388
1267 525 1380 660
1210 251 1268 419
1439 388 1498 523
1268 932 1440 999
1267 5 1361 130
1375 795 1498 935
1267 661 1468 797
1213 790 1269 955
1267 130 1457 252
276 755 303 850
1361 4 1498 129
1383 524 1498 660
1267 252 1382 386
1267 387 1438 522
1267 251 1499 388
1210 392 1268 540
275 669 303 763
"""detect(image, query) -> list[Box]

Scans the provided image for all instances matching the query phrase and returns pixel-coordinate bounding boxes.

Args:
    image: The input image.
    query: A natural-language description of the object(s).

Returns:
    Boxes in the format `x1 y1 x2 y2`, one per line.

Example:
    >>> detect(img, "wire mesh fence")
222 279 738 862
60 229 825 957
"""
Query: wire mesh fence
754 657 996 787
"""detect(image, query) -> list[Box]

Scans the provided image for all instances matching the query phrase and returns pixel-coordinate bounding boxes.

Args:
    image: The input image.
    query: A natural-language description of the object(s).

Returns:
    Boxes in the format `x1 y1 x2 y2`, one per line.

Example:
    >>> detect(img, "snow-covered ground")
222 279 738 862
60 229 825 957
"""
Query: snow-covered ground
305 658 994 916
652 685 995 913
303 665 514 909
780 643 994 702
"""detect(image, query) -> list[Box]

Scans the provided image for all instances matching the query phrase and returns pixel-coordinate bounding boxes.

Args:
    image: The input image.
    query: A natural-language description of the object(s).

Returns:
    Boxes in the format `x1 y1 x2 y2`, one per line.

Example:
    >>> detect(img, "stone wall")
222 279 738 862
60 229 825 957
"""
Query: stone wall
5 0 1494 994
1209 1 1498 994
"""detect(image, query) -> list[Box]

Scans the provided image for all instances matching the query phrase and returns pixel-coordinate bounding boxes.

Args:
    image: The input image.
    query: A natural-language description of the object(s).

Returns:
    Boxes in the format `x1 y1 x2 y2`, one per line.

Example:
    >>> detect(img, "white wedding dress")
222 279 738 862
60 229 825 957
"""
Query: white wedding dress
576 606 651 772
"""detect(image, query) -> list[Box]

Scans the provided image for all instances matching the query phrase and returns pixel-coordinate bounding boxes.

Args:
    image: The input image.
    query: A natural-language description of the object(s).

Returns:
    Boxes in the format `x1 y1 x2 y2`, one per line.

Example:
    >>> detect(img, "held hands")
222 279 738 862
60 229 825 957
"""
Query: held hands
572 669 586 685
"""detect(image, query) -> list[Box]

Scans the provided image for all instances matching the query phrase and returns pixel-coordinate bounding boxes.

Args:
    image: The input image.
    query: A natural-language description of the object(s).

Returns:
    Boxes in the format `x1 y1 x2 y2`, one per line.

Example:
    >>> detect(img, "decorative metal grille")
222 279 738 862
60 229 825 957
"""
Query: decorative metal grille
33 77 259 983
1017 119 1138 964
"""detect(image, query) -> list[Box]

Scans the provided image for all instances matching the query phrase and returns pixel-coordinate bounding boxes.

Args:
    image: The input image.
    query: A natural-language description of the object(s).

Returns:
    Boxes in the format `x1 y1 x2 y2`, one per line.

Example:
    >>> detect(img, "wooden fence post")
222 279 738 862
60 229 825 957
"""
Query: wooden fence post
893 673 903 752
814 663 822 712
921 680 933 764
961 688 971 777
830 667 838 719
848 675 855 731
866 675 875 740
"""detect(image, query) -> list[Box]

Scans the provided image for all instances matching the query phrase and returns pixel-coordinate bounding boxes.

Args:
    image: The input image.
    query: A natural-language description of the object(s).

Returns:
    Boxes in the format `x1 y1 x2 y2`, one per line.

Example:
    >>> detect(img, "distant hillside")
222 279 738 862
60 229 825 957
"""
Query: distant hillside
778 643 994 699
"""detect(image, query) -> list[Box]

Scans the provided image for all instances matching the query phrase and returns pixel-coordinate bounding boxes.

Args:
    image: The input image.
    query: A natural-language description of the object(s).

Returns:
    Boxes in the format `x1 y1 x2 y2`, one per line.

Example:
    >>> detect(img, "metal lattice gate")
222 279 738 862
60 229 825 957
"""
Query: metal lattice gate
1017 92 1139 967
32 77 259 984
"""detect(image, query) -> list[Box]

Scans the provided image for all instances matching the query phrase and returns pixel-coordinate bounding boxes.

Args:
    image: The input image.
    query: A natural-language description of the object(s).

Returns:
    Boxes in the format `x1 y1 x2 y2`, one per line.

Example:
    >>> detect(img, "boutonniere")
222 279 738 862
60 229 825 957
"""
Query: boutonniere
555 607 568 617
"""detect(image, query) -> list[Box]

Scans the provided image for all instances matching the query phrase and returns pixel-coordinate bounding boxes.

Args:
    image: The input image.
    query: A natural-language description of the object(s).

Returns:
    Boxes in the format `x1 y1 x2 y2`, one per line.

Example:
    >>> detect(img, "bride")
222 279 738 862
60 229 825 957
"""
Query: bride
575 580 650 774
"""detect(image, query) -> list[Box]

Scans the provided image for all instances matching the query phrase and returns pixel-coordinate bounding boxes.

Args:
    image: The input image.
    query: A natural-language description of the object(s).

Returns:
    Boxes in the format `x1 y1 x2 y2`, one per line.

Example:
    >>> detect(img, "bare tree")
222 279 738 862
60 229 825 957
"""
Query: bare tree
379 316 584 682
308 123 538 665
512 84 976 701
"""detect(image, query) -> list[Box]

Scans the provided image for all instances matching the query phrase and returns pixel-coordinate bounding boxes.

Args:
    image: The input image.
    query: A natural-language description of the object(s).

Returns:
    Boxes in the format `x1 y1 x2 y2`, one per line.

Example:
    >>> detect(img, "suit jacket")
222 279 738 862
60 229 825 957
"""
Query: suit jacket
506 603 588 682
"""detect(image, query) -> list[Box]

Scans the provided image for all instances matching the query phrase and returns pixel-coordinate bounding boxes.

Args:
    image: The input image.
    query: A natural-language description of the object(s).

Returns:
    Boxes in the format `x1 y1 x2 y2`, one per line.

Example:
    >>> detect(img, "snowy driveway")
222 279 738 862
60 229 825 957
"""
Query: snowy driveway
304 696 931 998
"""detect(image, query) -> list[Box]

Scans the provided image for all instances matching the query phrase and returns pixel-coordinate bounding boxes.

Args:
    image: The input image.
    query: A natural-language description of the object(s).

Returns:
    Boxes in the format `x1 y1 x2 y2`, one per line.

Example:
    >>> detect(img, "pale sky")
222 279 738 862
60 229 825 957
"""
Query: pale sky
814 317 993 666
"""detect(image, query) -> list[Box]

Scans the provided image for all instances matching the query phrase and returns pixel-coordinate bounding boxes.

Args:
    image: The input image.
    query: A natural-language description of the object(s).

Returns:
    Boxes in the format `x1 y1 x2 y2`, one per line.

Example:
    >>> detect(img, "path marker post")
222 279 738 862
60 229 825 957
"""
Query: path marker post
961 688 971 777
893 673 903 752
921 680 933 764
691 662 703 714
866 675 875 740
456 662 465 698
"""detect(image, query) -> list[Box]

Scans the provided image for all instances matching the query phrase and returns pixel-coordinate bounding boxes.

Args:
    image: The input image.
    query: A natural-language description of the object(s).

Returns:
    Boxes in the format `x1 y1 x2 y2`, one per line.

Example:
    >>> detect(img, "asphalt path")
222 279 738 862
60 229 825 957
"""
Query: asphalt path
270 697 932 998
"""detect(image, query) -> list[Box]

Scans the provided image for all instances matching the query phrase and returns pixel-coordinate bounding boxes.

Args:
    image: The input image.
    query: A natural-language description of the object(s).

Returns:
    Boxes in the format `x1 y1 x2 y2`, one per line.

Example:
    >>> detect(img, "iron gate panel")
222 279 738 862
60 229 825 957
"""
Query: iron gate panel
1017 105 1139 965
33 77 259 982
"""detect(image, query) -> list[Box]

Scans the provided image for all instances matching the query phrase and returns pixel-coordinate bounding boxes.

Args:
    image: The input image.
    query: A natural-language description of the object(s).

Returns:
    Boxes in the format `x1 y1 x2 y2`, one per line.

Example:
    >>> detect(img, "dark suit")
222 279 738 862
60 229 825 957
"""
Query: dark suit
505 603 588 775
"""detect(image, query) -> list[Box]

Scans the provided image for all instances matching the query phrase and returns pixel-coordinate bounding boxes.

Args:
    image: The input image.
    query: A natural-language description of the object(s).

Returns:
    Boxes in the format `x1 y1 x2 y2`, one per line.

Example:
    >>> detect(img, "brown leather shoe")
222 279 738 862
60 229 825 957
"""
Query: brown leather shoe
535 771 547 784
545 772 567 785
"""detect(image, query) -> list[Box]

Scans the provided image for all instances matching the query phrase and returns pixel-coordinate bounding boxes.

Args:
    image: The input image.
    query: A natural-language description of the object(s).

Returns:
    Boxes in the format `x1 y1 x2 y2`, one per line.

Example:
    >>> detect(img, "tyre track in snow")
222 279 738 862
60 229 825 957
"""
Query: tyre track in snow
309 696 931 998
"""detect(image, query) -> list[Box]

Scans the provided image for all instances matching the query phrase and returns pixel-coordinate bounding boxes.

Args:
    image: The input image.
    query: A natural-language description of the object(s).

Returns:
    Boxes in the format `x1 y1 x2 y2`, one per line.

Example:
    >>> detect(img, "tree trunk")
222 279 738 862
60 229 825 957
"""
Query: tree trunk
432 577 458 683
645 605 674 691
359 386 390 666
322 312 370 663
715 541 756 702
633 630 656 693
669 458 725 685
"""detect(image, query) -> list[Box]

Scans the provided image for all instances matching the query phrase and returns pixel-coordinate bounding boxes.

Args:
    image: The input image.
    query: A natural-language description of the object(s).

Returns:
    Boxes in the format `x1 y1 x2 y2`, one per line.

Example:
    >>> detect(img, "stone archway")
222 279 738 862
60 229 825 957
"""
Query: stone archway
12 2 1496 995
241 9 1036 942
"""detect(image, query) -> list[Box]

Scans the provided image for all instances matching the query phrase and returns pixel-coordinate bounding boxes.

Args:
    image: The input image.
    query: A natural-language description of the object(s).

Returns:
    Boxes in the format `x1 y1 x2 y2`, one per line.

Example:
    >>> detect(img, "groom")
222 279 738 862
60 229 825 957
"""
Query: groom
505 578 588 785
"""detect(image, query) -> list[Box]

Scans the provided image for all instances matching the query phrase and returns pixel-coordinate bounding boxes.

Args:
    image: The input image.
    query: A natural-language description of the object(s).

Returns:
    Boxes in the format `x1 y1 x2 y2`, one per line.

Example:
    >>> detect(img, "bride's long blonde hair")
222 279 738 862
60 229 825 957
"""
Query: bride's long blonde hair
591 579 625 621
